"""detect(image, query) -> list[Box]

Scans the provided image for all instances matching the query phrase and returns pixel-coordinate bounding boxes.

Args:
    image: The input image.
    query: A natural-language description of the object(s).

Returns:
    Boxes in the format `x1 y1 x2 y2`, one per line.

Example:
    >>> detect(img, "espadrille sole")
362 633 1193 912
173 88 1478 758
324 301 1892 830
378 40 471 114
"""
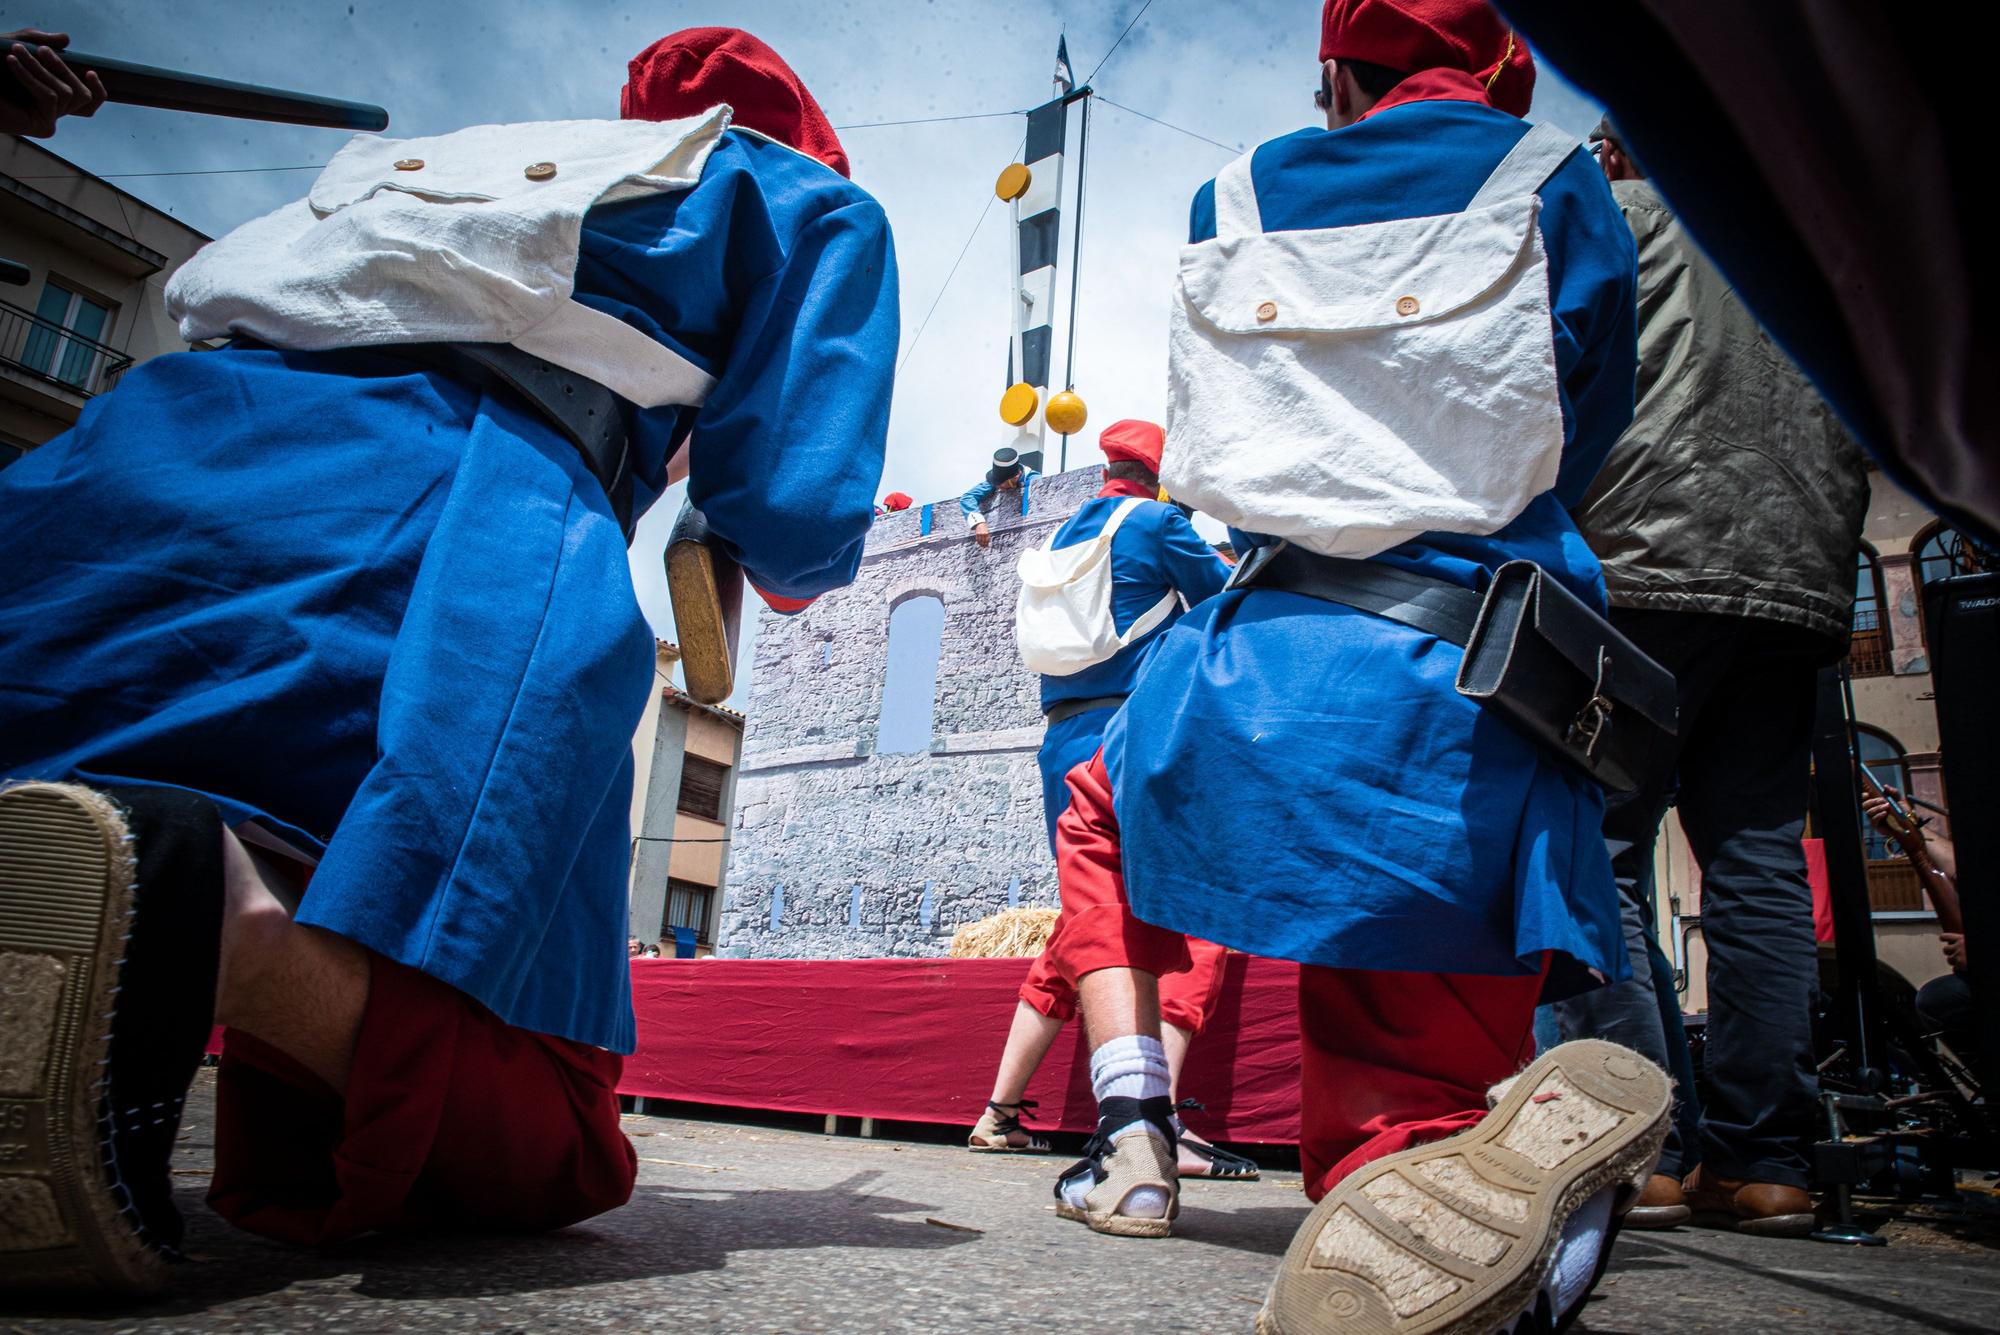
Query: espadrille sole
1053 1201 1175 1238
0 783 164 1296
1257 1040 1669 1335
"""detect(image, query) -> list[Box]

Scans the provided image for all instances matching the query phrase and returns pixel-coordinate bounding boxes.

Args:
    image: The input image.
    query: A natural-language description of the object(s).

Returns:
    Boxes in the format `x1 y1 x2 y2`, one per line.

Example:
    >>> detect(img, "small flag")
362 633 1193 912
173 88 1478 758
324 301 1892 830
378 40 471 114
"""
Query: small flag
1054 34 1075 95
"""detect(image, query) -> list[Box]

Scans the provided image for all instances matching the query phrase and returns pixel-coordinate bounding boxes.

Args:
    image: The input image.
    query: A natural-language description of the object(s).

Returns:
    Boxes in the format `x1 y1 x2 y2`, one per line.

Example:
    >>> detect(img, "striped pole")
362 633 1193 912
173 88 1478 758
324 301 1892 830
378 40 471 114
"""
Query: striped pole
994 93 1068 473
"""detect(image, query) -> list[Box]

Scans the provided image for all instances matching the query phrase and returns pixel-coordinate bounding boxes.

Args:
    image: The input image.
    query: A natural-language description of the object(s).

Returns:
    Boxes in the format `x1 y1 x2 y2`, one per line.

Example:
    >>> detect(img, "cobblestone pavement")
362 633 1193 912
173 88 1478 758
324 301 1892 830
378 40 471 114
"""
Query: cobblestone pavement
5 1071 1997 1334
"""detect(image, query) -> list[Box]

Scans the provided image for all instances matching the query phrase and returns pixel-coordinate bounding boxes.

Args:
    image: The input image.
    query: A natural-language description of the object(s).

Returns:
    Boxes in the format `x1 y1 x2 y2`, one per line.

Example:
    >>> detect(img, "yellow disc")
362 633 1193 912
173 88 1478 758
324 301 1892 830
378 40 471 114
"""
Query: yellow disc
994 163 1032 202
999 382 1039 426
1045 389 1087 436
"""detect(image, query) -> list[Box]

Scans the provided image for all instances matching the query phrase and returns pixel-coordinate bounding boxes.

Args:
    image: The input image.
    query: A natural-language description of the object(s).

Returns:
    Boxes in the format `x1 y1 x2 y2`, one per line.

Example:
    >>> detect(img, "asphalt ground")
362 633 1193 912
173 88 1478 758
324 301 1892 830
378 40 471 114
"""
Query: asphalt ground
4 1070 1997 1334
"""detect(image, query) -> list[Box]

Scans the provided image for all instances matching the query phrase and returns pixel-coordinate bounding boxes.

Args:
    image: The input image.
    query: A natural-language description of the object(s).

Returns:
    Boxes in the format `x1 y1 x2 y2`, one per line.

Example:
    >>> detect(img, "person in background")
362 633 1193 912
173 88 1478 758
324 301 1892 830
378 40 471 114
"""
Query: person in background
968 420 1249 1181
1550 116 1868 1239
960 448 1038 548
874 490 914 518
1861 790 1981 1085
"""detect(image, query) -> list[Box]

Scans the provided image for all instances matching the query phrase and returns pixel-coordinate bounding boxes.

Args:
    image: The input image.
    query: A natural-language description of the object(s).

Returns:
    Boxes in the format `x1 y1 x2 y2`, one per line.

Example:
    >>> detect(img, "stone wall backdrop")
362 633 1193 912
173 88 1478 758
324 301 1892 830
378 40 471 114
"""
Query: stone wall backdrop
717 467 1104 957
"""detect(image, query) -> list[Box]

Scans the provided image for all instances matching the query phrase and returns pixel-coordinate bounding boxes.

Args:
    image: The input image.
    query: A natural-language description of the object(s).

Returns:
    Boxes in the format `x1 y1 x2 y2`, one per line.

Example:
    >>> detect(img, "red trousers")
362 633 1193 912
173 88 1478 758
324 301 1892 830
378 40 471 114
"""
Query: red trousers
1056 752 1544 1200
209 953 637 1246
1022 920 1228 1034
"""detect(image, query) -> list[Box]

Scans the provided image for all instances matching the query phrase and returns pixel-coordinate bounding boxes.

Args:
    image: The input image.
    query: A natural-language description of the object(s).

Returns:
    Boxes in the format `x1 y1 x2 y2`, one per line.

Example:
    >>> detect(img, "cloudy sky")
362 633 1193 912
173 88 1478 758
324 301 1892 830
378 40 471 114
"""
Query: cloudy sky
27 1 1599 704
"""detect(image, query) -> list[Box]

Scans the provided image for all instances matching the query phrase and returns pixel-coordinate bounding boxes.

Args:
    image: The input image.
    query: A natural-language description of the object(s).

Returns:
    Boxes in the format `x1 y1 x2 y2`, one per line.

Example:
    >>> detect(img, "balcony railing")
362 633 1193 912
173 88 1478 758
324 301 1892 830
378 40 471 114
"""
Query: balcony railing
0 297 132 398
1847 616 1893 678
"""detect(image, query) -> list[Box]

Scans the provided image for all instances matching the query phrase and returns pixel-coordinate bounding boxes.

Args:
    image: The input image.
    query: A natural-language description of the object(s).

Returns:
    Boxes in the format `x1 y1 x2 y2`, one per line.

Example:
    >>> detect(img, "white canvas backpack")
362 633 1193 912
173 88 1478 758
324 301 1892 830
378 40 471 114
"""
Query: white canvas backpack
1160 122 1581 559
1015 498 1181 676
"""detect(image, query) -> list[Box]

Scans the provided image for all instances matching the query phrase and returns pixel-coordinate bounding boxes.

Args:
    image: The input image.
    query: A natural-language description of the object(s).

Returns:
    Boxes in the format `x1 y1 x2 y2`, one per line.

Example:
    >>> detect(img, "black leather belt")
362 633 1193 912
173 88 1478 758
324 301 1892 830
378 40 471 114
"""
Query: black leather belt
1226 541 1483 644
380 341 639 542
1044 694 1129 726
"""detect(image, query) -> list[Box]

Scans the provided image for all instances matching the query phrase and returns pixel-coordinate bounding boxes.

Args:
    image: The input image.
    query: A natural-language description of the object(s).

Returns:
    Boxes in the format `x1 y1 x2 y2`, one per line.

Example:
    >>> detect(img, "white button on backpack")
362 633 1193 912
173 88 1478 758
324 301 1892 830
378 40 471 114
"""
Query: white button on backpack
1015 499 1181 676
1161 123 1582 559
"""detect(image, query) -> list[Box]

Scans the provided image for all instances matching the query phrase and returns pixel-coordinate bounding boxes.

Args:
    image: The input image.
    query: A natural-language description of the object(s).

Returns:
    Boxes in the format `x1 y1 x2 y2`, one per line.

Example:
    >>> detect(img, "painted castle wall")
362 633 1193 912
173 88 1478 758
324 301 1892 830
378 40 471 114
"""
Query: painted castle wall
716 466 1104 957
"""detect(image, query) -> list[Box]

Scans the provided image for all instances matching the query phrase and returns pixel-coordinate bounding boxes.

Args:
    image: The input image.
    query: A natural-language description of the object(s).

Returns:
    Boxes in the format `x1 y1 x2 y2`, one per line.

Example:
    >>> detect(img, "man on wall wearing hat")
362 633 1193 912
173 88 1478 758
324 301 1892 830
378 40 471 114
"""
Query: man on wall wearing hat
959 447 1042 548
0 28 897 1297
966 420 1247 1181
1040 5 1668 1332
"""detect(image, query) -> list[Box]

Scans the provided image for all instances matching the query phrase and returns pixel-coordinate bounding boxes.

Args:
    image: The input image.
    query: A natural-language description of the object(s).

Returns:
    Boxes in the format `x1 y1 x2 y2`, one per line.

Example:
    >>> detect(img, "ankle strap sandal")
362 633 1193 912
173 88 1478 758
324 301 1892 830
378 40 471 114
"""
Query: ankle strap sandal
1174 1098 1261 1181
967 1098 1053 1154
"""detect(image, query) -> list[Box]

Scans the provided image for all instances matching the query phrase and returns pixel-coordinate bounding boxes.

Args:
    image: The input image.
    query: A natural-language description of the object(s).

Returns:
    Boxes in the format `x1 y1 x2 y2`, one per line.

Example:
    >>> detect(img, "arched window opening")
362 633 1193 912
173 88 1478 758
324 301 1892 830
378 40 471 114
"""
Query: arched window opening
1908 524 1996 651
877 595 945 754
1847 546 1891 678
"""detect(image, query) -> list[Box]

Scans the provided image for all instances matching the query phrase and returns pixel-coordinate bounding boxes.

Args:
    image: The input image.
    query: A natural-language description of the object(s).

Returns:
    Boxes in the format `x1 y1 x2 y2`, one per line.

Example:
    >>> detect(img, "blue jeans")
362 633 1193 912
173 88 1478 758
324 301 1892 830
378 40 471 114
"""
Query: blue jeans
1553 610 1826 1188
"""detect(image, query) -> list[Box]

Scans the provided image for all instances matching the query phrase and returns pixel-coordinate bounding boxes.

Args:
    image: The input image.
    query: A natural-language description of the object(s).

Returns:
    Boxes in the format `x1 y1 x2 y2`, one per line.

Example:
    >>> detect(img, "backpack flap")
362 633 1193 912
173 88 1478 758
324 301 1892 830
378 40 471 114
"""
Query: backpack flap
1163 193 1566 560
1178 196 1545 338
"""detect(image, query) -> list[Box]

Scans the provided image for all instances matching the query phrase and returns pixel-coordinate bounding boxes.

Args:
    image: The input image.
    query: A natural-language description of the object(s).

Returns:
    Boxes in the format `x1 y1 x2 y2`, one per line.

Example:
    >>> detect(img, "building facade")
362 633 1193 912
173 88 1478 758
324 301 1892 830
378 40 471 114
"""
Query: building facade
1 136 210 463
716 468 1100 958
629 641 746 955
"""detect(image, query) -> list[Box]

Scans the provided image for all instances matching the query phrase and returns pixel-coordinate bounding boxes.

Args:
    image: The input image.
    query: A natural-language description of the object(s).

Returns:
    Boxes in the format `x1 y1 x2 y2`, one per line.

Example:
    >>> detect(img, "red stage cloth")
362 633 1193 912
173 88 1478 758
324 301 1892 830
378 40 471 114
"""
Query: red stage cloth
622 954 1306 1143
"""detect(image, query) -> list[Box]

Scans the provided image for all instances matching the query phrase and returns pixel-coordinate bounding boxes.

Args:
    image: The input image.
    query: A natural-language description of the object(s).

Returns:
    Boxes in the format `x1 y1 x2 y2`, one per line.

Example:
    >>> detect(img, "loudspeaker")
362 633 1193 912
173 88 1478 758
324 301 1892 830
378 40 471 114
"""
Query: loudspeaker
1920 572 2000 1068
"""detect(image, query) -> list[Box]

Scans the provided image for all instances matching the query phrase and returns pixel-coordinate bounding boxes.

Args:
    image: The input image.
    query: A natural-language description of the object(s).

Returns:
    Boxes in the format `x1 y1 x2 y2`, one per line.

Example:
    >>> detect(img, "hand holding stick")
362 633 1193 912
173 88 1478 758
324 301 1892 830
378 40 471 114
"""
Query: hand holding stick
1 30 387 132
1 31 105 137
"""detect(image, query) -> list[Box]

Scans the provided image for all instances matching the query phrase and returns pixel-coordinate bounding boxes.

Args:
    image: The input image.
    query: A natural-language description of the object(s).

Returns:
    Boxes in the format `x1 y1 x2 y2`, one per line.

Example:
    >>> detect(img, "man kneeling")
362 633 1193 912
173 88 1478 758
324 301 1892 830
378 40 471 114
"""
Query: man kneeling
0 27 897 1295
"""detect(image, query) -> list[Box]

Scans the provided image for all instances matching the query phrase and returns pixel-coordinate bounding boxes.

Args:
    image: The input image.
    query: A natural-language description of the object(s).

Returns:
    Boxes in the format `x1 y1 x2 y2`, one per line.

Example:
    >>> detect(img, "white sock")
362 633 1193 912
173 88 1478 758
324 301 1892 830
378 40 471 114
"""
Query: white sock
1090 1033 1171 1103
1497 1186 1616 1332
1549 1186 1616 1317
1061 1035 1172 1217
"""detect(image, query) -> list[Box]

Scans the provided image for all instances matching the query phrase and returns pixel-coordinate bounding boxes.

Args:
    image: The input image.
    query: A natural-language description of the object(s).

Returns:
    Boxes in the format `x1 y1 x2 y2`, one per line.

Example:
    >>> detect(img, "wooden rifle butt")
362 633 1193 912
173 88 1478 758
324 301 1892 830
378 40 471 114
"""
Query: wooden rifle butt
665 503 742 706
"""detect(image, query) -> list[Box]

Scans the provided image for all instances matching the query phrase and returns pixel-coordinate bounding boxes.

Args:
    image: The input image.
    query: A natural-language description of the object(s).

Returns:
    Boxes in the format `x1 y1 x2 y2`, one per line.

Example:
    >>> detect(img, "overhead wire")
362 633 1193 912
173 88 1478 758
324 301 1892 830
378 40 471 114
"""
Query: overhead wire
834 109 1024 130
10 163 327 180
1096 96 1242 154
8 110 1029 183
896 137 1021 375
1086 0 1158 83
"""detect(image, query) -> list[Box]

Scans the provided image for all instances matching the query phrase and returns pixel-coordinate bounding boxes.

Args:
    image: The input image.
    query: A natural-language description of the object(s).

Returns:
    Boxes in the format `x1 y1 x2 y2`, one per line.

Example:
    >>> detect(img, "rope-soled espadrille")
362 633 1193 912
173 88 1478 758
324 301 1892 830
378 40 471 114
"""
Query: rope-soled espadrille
1258 1040 1669 1335
0 783 165 1296
1053 1095 1180 1238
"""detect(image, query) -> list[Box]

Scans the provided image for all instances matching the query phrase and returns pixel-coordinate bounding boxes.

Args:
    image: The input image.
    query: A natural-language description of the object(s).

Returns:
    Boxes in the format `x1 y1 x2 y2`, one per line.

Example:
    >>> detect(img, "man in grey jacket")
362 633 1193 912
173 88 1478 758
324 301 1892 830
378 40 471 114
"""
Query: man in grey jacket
1553 118 1868 1237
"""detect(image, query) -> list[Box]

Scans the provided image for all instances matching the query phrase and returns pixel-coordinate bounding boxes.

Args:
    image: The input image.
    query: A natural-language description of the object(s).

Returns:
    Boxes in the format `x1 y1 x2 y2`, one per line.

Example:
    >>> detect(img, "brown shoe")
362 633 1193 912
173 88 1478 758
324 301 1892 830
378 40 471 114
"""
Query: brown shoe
1622 1172 1691 1229
1682 1166 1816 1238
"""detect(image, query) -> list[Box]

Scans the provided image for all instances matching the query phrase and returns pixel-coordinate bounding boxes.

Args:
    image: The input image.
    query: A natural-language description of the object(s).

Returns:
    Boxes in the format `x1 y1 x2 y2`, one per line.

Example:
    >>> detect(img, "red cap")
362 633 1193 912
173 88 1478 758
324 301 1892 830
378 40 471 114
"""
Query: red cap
623 28 851 178
1319 0 1534 118
882 491 914 511
1099 419 1165 473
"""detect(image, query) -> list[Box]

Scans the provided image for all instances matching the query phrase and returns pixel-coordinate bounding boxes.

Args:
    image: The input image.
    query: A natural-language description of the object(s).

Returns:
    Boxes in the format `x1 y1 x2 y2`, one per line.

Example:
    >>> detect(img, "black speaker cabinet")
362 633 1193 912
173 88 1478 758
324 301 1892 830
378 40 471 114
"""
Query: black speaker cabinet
1920 572 1999 1070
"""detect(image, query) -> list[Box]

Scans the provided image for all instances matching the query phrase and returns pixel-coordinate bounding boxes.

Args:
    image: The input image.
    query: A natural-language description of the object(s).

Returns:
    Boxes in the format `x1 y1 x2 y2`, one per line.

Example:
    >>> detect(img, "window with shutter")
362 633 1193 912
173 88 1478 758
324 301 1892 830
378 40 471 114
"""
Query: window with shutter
677 755 728 820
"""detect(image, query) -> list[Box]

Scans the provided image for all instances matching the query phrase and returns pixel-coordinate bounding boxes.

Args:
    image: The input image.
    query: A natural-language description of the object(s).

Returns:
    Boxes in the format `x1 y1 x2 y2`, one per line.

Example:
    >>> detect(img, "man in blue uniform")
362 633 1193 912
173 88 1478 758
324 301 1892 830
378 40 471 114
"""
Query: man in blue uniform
967 420 1245 1179
1042 4 1669 1331
0 28 897 1297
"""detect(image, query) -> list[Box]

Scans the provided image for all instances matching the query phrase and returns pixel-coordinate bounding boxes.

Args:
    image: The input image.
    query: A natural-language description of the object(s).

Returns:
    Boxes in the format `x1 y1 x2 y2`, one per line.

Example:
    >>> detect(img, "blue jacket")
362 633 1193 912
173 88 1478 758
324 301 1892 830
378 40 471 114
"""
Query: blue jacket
0 129 900 1051
1109 100 1638 993
959 469 1039 528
